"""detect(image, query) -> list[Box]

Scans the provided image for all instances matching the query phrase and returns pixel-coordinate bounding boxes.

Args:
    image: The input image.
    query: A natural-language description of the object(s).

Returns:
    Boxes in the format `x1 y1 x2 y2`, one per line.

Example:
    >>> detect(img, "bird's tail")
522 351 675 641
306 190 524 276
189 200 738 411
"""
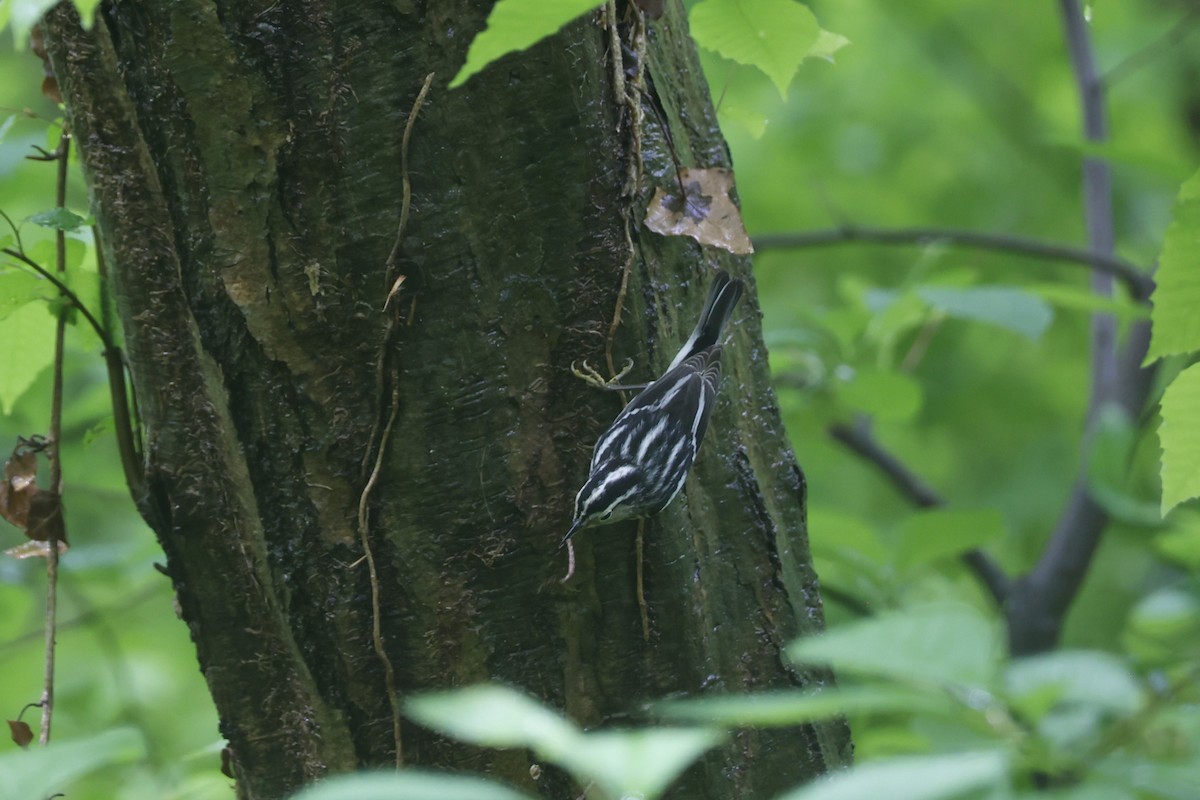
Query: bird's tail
666 270 744 372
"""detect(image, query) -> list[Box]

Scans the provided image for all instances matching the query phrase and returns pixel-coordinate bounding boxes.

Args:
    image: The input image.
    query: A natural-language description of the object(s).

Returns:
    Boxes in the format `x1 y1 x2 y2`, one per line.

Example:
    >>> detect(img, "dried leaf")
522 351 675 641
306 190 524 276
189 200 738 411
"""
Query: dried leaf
8 719 33 748
24 490 66 544
644 168 754 255
0 449 39 529
5 539 68 559
384 274 407 310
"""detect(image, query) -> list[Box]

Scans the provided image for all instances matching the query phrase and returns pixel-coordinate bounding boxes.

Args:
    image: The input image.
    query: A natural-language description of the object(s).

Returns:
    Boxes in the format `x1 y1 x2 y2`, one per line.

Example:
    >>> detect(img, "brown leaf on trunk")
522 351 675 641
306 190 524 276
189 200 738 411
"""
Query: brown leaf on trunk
644 168 754 255
0 450 39 529
7 719 34 748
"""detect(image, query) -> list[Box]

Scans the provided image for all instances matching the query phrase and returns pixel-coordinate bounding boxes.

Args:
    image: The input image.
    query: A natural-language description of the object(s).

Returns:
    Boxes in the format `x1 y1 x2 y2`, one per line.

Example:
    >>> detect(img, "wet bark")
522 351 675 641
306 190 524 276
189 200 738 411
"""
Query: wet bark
44 1 851 798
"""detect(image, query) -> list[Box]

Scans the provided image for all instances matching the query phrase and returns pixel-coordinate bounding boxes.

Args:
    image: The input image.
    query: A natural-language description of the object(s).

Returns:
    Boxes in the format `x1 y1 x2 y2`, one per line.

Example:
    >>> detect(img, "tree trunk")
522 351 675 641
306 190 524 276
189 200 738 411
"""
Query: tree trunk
44 1 850 797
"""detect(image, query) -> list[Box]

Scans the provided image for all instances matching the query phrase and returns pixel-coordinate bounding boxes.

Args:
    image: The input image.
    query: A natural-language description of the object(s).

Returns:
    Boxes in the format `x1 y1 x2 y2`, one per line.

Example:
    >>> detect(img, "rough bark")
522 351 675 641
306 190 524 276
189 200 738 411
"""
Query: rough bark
44 1 851 797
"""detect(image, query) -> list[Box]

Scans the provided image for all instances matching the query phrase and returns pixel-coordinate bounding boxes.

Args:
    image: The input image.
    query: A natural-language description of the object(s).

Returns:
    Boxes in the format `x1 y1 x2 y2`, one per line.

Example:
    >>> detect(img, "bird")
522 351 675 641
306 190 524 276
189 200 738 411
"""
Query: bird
561 270 744 580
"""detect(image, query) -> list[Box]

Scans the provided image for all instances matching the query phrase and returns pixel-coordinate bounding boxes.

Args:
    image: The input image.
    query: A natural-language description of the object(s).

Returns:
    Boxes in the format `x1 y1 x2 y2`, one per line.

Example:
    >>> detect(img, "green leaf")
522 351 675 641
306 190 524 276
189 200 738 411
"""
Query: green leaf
808 29 850 63
405 684 579 757
289 770 534 800
775 750 1009 800
555 728 726 800
808 507 890 564
1098 755 1200 800
0 269 47 320
917 286 1054 341
788 603 1001 689
837 367 923 421
3 0 104 47
0 299 55 414
1026 283 1148 323
1159 363 1200 515
1122 587 1200 666
656 685 952 727
0 727 144 798
1154 511 1200 569
1147 167 1200 363
690 0 821 98
1087 404 1163 527
895 508 1006 570
448 0 603 89
406 685 721 800
1005 650 1142 720
28 206 89 232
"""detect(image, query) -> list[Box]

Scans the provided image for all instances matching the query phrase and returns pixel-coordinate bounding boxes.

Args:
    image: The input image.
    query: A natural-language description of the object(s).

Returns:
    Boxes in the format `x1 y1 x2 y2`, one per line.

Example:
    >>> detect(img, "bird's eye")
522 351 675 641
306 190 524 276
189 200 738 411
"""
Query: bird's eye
600 510 613 521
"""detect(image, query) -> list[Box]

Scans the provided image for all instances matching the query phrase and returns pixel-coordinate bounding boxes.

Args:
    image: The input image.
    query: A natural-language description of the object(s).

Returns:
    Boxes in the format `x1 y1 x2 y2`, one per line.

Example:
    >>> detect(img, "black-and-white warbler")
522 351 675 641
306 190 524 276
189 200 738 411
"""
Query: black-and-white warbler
562 270 744 578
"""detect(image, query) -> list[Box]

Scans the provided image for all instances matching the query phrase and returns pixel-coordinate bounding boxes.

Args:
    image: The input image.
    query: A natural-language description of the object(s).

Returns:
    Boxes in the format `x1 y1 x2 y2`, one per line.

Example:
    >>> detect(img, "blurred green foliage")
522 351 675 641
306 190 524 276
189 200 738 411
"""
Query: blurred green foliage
2 0 1199 798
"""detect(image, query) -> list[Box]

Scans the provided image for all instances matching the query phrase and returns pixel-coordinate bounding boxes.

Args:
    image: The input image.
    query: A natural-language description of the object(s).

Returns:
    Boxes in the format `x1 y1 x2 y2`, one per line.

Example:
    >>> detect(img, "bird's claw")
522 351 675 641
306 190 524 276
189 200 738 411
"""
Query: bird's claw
571 357 635 389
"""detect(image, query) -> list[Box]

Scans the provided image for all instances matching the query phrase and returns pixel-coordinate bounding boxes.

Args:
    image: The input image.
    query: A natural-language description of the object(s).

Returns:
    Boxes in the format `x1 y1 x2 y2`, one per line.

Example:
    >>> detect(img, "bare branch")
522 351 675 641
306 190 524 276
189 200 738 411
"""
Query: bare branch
752 225 1153 302
1005 0 1135 656
828 419 1011 606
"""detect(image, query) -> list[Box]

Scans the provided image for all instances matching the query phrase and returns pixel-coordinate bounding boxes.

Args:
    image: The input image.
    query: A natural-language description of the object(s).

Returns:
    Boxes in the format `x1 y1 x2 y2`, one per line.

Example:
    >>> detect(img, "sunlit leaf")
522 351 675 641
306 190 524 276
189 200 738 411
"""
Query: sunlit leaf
448 0 603 89
690 0 821 98
1159 363 1200 515
775 750 1009 800
788 604 1001 689
1146 167 1200 363
895 508 1005 570
0 270 47 320
0 300 55 414
808 29 850 63
289 770 534 800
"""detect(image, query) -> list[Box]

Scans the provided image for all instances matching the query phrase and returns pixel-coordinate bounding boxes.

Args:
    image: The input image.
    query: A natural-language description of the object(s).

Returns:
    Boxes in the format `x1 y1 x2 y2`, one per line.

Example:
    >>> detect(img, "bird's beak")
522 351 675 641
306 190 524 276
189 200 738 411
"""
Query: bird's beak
559 519 584 550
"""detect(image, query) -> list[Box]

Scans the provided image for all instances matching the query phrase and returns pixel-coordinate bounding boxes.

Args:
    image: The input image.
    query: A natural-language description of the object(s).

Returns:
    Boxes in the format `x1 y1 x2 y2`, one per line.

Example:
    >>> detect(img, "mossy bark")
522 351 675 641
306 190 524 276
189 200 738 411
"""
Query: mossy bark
45 1 850 797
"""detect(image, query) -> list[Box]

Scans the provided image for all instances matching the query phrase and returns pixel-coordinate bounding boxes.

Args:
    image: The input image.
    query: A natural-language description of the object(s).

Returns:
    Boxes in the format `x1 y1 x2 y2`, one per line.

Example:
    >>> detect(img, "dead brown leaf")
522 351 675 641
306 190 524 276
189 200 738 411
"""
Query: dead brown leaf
7 719 33 748
0 449 38 529
644 167 754 255
24 489 66 544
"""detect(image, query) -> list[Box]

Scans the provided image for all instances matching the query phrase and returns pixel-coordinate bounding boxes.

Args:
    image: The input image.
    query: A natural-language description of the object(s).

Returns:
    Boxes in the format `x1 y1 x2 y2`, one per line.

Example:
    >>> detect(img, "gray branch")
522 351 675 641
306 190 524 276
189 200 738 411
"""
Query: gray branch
753 225 1153 302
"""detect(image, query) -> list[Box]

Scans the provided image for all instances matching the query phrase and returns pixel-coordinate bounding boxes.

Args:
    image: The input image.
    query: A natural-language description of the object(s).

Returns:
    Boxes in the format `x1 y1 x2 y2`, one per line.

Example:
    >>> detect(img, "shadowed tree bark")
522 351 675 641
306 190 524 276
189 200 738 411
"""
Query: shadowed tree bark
44 1 851 797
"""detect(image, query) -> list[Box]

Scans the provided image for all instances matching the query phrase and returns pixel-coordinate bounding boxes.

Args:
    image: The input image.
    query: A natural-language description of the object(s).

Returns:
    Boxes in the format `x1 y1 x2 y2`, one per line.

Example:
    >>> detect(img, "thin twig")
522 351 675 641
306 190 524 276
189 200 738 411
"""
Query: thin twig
384 72 435 283
752 225 1153 302
828 419 1011 605
356 74 436 767
40 129 71 745
357 376 404 767
2 246 112 347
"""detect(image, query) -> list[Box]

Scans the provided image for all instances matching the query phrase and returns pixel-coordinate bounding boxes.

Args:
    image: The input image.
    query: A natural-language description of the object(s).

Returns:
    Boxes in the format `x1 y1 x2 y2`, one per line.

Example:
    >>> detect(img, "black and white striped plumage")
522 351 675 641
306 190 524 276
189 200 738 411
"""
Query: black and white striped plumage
564 271 744 544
